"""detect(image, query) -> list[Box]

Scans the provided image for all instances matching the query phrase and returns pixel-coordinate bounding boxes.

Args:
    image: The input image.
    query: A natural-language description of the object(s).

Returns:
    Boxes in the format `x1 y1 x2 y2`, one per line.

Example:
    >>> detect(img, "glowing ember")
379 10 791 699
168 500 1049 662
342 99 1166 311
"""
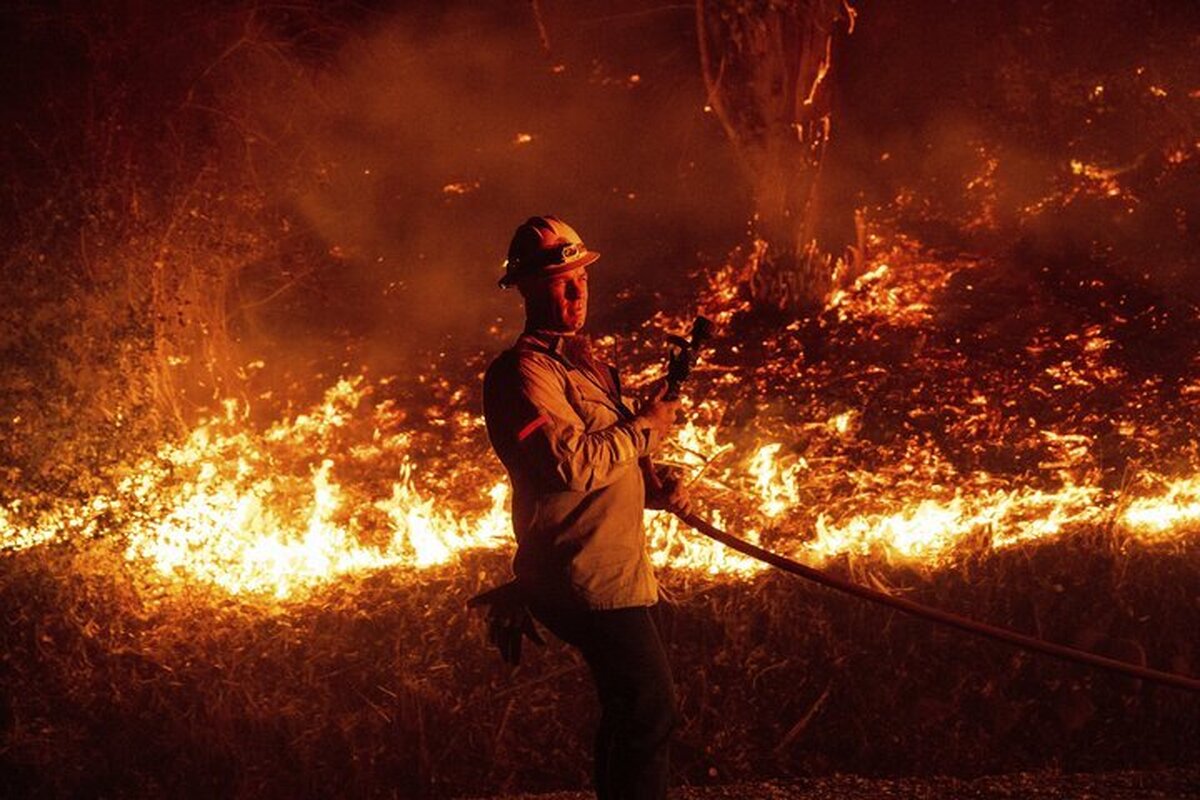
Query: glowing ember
1070 159 1124 197
442 181 481 195
825 241 956 324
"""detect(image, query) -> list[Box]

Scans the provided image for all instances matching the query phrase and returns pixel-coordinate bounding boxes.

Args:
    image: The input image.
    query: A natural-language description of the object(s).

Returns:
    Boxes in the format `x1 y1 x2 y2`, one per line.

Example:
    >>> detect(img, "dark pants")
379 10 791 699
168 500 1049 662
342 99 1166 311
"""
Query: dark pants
530 602 678 800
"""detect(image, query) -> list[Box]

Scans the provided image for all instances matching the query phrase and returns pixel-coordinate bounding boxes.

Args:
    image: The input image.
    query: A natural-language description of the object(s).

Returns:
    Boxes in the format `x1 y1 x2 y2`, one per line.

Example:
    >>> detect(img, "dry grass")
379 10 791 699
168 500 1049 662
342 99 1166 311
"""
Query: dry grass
2 4 1199 798
1 529 1196 799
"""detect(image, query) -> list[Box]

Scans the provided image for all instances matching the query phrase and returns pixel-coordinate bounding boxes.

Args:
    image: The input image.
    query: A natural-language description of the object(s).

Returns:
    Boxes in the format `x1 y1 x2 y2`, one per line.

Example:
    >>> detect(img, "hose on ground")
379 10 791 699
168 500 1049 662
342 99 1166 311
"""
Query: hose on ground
675 510 1200 693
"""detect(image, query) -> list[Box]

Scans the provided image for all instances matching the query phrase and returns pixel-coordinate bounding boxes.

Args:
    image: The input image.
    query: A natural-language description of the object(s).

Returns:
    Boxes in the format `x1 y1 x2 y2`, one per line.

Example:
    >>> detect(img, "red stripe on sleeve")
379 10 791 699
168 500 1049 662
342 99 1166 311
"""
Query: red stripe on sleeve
517 414 550 442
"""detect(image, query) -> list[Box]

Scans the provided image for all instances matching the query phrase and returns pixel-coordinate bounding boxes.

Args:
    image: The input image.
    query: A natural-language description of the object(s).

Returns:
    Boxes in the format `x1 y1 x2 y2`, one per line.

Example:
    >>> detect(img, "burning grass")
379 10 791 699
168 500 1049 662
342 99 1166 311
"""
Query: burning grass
2 231 1199 796
2 2 1198 794
7 235 1200 590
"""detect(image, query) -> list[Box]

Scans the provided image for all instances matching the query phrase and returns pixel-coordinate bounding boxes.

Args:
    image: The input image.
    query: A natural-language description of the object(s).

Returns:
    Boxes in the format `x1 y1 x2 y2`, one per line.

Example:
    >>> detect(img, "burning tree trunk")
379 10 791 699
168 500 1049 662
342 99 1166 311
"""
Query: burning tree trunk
696 0 859 312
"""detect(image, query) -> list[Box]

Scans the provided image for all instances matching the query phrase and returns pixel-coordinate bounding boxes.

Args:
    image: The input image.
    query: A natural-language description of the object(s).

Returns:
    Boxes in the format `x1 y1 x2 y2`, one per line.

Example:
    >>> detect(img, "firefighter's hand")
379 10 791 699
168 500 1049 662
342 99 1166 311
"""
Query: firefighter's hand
645 465 693 516
636 384 681 441
467 581 545 666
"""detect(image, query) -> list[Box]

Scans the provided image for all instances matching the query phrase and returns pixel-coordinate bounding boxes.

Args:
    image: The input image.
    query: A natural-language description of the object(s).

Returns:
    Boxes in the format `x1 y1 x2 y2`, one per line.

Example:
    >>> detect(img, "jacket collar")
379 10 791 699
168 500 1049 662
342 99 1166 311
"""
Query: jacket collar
519 328 574 355
515 329 633 419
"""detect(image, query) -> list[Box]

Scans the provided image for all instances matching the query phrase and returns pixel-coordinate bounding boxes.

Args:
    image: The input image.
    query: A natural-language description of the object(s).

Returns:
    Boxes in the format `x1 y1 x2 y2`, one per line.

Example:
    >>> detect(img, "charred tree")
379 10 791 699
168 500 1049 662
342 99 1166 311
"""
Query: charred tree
696 0 860 313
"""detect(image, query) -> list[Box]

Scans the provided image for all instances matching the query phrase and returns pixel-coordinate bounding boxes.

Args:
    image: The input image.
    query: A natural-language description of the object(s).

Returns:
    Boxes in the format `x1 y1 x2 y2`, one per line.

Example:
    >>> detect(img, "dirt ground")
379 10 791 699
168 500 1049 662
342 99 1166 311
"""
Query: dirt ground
465 769 1200 800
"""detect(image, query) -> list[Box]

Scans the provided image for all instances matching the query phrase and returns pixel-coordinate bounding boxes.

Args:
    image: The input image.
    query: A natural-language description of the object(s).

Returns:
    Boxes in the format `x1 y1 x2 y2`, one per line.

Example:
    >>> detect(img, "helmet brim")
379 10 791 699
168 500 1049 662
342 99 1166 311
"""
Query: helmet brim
499 250 601 288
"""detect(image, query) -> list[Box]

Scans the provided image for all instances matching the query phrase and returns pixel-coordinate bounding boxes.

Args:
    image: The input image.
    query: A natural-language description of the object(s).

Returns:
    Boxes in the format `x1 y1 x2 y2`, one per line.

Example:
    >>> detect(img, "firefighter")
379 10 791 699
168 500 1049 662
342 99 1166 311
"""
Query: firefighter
481 215 688 800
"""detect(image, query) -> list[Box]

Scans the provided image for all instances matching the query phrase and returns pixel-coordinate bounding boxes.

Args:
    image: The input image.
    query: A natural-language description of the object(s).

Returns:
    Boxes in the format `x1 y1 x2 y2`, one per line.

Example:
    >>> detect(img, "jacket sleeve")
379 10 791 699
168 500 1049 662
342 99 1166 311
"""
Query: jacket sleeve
509 355 658 493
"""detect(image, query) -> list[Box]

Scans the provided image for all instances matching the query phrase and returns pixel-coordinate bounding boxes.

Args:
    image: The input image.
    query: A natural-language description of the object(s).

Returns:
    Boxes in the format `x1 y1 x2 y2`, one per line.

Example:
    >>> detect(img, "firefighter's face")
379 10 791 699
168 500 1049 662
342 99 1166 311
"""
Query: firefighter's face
521 267 588 333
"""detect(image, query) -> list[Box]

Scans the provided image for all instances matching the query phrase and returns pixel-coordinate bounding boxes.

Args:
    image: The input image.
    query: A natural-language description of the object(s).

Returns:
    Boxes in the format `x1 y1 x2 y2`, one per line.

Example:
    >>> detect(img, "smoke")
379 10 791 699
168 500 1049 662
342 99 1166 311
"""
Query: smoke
832 0 1200 293
220 2 746 371
10 0 1195 412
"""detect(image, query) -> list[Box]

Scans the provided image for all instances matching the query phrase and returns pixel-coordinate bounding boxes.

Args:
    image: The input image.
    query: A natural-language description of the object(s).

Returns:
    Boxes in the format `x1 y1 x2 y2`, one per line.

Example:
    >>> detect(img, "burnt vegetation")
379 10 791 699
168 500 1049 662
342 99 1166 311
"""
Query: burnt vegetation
2 1 1200 798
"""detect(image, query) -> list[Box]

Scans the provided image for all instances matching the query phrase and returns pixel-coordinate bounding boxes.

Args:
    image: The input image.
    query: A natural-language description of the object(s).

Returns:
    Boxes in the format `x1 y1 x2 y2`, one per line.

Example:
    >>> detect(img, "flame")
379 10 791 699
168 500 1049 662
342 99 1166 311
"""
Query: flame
2 379 513 599
375 469 510 570
649 507 765 577
4 234 1199 600
804 479 1103 564
1121 476 1200 538
748 444 805 519
114 380 511 597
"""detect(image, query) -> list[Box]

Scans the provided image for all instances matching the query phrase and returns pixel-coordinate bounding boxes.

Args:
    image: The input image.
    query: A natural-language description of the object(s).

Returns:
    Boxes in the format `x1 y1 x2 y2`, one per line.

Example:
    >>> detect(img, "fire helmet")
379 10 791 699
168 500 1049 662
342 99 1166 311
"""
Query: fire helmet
499 215 600 288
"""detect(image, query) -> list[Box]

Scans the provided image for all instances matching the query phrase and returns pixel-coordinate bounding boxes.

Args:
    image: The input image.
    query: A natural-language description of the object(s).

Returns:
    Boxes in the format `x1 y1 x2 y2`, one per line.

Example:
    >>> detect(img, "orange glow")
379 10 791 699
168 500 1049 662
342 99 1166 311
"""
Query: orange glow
4 235 1199 600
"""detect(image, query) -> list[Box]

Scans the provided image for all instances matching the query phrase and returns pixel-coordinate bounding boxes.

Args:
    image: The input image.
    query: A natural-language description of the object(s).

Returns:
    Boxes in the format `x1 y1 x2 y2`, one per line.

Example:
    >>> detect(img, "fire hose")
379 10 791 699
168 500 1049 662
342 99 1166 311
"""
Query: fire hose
672 508 1200 694
658 315 1200 694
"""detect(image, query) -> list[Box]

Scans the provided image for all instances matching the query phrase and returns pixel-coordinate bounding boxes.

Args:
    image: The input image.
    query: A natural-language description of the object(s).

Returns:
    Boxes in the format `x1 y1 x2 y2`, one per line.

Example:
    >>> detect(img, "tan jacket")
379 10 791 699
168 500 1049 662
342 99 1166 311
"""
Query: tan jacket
483 331 661 609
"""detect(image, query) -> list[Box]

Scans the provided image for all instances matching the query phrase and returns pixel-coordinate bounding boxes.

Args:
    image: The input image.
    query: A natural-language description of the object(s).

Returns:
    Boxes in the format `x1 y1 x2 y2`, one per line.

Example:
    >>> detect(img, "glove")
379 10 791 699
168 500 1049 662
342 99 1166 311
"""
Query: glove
467 580 545 666
645 464 693 516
